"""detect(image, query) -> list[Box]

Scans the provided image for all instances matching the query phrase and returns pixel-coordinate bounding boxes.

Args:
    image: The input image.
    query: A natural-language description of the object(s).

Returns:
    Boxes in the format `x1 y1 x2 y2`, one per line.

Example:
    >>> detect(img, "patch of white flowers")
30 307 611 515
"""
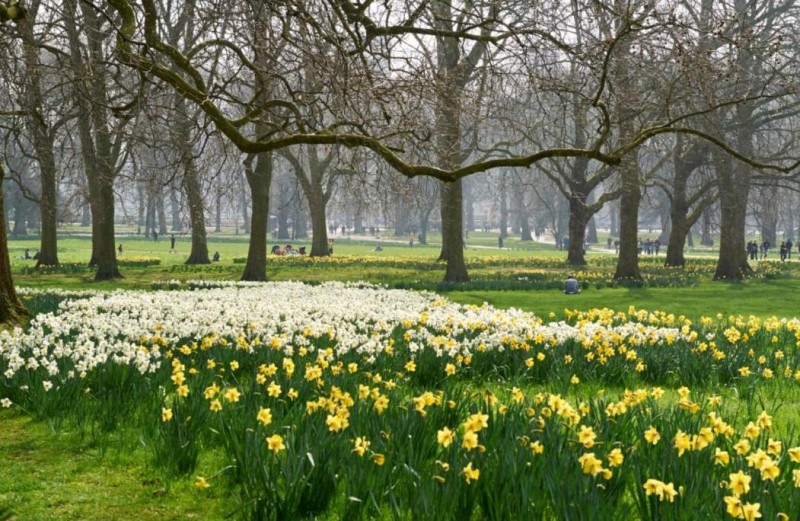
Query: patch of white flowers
2 282 693 386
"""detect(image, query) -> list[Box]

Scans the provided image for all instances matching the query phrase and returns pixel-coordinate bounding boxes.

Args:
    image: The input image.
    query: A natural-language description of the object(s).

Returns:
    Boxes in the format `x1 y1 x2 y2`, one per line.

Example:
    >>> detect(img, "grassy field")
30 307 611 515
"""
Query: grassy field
8 232 798 319
3 233 800 520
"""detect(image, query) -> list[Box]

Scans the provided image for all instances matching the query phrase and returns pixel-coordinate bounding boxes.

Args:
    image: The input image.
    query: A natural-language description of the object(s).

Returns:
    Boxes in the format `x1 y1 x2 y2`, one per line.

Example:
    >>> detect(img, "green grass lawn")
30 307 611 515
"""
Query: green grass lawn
448 279 800 320
8 233 799 319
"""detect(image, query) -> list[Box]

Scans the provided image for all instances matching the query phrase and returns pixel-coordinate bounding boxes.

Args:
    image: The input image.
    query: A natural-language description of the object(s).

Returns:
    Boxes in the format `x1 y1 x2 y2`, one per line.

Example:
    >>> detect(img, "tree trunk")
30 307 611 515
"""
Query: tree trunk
713 109 753 280
293 198 308 238
587 216 598 244
609 200 619 237
567 193 590 266
701 207 714 246
438 180 468 282
242 153 272 281
0 163 28 326
12 196 28 236
715 188 750 279
170 186 182 231
19 11 59 267
214 188 222 232
308 188 329 256
499 174 508 239
239 174 249 234
665 201 688 267
93 179 121 280
277 205 290 239
463 177 475 237
80 198 91 227
514 186 533 241
613 158 642 281
157 195 167 235
184 170 210 264
177 99 210 265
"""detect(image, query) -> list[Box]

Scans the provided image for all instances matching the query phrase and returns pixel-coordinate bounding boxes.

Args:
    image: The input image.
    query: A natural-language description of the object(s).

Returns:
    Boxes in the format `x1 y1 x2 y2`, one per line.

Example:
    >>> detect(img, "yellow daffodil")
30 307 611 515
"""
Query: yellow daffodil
462 462 480 484
257 407 272 426
741 502 761 521
224 387 241 403
644 426 661 445
728 470 751 497
607 448 624 467
437 427 454 448
266 434 286 454
714 448 730 466
578 425 597 448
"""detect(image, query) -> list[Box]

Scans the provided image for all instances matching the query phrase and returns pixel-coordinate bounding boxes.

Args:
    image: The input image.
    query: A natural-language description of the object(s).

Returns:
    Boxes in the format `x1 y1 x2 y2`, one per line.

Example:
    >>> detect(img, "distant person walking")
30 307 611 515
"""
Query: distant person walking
786 239 793 259
170 234 176 252
152 230 159 242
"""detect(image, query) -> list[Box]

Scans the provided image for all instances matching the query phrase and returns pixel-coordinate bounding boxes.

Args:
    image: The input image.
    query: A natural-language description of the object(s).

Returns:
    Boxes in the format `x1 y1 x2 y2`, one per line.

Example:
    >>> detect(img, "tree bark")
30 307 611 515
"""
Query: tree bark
714 149 751 279
0 162 28 326
439 180 468 282
19 9 59 267
65 0 122 278
157 195 167 235
499 173 508 239
176 97 210 265
613 158 642 281
308 186 330 256
170 186 182 231
241 153 271 281
566 192 590 266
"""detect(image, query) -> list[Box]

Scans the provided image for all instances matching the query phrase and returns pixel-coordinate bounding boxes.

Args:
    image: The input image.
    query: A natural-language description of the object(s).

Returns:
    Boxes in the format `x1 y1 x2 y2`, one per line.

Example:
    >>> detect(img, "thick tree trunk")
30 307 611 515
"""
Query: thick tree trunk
715 188 750 279
308 189 329 257
567 194 590 266
184 171 210 264
0 163 28 326
614 159 642 281
242 153 272 281
177 101 210 265
438 180 468 282
19 12 59 267
665 203 688 267
714 128 752 278
94 179 121 281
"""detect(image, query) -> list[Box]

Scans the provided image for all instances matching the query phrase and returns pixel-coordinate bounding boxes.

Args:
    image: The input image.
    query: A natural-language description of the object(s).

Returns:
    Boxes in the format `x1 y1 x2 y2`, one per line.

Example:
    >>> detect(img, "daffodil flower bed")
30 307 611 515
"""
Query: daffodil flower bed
2 282 800 519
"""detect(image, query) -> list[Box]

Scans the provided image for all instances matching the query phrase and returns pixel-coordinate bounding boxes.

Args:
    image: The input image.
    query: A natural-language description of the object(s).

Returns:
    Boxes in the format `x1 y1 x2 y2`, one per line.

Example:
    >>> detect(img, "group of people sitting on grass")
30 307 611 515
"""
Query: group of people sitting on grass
271 244 307 256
